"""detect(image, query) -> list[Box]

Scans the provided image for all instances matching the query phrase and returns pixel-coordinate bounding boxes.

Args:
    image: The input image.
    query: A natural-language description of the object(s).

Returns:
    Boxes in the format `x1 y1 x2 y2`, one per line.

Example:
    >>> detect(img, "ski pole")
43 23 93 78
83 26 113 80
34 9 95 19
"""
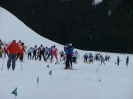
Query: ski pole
80 56 83 61
1 57 5 70
20 61 23 70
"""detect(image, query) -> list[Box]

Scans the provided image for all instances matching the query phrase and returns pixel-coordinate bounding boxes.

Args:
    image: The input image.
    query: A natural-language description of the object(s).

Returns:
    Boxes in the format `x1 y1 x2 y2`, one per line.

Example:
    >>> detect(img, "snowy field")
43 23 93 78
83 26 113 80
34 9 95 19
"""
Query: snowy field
0 7 133 99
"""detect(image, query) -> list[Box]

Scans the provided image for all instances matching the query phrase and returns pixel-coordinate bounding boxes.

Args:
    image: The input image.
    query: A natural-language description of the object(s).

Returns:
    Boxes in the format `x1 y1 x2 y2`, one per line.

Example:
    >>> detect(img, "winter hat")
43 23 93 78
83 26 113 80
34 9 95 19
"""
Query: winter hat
69 43 72 46
21 42 24 45
12 40 16 42
66 43 69 47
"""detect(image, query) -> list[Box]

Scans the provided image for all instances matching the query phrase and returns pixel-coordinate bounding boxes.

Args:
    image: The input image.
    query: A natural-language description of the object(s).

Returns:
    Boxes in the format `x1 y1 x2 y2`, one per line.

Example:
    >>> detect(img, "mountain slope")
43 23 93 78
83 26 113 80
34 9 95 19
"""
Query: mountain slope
0 7 63 50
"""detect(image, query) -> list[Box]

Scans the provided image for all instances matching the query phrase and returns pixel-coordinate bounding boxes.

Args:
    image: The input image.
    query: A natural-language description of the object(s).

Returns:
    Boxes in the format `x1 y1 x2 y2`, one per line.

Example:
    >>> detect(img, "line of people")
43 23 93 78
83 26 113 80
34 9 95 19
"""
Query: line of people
27 44 59 63
83 53 111 65
0 39 130 71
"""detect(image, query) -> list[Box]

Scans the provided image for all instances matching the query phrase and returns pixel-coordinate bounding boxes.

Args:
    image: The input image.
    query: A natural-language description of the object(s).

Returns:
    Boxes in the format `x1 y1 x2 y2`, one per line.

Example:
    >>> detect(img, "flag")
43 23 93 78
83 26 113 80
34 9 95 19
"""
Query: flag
47 65 49 68
49 70 52 75
11 87 17 96
37 76 39 82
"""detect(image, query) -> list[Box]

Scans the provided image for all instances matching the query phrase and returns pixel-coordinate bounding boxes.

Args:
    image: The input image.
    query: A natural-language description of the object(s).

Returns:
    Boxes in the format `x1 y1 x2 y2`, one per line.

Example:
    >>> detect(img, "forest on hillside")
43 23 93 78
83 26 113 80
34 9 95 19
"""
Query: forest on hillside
1 0 133 53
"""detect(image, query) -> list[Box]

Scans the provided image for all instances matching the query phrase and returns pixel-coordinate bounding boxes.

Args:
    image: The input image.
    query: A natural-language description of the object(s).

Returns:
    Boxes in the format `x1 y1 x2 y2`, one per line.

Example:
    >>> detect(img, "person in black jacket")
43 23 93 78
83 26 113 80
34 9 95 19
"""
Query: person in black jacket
39 44 46 61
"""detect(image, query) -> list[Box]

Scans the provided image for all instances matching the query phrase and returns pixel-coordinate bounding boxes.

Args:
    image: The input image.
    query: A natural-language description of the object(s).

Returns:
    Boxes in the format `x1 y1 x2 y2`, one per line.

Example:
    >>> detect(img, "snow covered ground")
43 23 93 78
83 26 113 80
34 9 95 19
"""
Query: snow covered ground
0 7 133 99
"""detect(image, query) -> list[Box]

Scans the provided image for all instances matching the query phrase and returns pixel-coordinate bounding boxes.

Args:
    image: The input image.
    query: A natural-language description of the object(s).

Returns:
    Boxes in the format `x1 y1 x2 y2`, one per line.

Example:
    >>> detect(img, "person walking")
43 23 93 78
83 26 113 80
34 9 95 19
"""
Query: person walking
6 40 20 70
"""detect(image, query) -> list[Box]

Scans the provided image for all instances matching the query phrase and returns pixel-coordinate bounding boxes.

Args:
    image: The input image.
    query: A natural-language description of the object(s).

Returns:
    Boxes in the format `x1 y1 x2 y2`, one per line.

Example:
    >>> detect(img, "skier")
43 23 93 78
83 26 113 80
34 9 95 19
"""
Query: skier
45 47 49 58
32 45 38 60
100 55 105 65
3 47 7 58
88 53 93 64
117 56 120 66
64 43 74 69
53 45 59 63
108 55 111 61
46 46 54 63
39 44 46 61
72 51 78 63
105 55 108 61
17 40 21 46
126 56 129 67
27 47 33 60
0 47 3 58
36 48 41 61
94 53 99 61
16 42 25 62
16 40 22 60
6 40 20 70
59 51 64 61
0 39 3 48
84 53 88 63
75 51 80 59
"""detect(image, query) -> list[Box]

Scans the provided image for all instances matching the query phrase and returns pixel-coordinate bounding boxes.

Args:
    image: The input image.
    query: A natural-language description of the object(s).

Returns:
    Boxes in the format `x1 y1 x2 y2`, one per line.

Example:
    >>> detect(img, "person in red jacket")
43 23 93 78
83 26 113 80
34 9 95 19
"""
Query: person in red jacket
53 45 58 63
6 40 20 70
16 40 22 60
17 42 25 61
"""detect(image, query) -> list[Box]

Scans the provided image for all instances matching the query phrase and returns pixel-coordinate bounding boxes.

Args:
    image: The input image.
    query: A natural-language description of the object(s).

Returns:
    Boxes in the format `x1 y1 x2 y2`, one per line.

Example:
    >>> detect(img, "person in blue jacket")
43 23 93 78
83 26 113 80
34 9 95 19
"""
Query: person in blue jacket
64 43 74 69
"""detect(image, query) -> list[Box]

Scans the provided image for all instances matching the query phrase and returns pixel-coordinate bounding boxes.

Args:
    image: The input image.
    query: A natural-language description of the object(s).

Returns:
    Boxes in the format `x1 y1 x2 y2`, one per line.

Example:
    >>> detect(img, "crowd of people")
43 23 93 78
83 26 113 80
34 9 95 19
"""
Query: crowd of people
0 39 130 71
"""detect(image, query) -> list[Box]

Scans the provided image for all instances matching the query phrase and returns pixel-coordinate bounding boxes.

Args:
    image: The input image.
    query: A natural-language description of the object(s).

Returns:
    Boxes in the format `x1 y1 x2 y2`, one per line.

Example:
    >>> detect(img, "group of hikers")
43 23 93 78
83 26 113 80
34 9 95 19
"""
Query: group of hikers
0 39 130 70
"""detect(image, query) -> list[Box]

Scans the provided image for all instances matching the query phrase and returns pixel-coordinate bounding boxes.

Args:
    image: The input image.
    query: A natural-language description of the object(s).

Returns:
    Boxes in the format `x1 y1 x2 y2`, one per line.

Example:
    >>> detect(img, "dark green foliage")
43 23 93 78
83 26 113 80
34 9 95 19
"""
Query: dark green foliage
1 0 133 53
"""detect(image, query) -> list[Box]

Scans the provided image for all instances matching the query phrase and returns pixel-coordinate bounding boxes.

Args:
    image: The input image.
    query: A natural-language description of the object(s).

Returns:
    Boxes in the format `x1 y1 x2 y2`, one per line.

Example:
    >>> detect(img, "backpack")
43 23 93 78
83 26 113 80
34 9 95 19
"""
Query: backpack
84 54 88 58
